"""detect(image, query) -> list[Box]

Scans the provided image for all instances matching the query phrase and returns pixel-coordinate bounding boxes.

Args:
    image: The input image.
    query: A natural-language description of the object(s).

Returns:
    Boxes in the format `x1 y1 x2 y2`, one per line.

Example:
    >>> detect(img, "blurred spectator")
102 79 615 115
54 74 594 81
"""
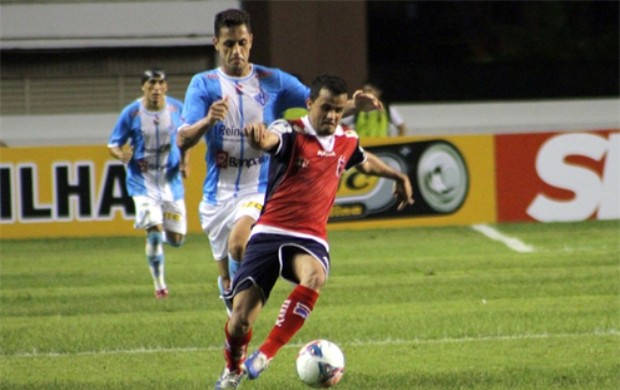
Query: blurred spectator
342 80 407 137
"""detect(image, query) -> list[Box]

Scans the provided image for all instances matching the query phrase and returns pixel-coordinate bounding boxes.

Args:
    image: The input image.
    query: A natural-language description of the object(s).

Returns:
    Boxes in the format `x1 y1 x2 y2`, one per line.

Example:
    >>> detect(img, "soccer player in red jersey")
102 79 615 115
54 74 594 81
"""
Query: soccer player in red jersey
214 74 413 389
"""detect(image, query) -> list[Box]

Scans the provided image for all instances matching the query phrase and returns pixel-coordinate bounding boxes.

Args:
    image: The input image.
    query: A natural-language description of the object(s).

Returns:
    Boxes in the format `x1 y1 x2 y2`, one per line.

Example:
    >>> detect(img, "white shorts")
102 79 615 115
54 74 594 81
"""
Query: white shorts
133 196 187 235
199 192 264 261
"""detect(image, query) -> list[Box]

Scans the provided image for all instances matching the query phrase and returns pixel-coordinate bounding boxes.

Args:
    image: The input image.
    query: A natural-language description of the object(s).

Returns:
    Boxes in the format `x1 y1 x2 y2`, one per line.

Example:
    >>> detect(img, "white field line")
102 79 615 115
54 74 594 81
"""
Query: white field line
5 329 618 359
472 224 535 253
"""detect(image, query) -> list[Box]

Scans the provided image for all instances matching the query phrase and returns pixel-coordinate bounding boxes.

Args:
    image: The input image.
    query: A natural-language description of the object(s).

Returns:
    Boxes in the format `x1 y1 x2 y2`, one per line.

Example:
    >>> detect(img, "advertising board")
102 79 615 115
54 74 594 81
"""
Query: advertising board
1 129 617 239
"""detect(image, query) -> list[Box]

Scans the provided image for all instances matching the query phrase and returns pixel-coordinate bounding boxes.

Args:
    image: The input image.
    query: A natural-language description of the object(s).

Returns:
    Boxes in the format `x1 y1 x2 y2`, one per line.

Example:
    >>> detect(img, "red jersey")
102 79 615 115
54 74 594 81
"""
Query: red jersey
253 117 366 246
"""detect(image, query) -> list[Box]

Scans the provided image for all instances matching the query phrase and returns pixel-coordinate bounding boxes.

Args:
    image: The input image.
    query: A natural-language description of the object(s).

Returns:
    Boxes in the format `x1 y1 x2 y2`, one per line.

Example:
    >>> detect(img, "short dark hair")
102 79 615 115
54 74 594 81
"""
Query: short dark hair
214 9 251 37
363 79 383 93
309 75 348 100
141 68 166 85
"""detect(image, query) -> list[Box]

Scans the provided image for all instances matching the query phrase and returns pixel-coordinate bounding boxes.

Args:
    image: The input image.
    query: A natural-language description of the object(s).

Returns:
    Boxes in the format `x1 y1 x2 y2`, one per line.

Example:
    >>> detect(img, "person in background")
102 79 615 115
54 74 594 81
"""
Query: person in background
214 74 413 389
176 9 381 314
342 80 407 138
108 68 188 299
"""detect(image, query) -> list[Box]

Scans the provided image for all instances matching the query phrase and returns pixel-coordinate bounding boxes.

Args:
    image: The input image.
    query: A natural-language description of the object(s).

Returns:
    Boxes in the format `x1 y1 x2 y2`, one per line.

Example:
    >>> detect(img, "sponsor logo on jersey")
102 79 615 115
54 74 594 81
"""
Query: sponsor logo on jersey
216 151 229 168
216 150 268 169
242 201 263 211
254 86 269 106
217 126 244 138
336 156 346 177
228 154 268 168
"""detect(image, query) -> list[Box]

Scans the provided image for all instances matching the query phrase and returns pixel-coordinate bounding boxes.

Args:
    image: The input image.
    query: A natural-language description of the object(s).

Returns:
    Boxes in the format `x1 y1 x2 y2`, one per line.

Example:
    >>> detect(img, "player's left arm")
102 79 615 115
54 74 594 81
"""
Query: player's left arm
179 148 190 179
356 152 414 210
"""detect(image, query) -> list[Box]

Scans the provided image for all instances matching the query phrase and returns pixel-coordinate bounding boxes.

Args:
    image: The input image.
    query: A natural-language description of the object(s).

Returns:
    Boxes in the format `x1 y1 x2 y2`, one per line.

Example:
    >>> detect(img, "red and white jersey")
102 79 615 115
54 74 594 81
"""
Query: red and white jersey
251 116 366 248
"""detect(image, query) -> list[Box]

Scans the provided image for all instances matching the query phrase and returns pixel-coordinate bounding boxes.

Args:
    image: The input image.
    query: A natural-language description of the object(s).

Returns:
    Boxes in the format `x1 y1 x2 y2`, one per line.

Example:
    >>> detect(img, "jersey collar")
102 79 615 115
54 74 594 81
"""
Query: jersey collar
301 116 343 152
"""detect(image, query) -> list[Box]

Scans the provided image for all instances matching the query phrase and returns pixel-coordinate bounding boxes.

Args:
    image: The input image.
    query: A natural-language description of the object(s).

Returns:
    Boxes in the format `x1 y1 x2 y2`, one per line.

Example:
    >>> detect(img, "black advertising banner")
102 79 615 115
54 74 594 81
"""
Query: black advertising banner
330 140 469 222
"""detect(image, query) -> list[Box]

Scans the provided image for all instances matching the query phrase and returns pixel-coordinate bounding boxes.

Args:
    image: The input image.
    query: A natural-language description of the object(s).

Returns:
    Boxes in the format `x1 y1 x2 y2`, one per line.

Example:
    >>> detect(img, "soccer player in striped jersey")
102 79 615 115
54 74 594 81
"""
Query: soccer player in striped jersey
108 69 188 299
177 9 380 315
214 75 413 389
176 9 308 313
177 9 379 312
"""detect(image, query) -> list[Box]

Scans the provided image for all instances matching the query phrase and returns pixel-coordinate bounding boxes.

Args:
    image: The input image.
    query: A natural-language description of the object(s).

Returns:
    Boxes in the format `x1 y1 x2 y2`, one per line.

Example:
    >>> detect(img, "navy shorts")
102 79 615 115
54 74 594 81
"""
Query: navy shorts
227 233 330 303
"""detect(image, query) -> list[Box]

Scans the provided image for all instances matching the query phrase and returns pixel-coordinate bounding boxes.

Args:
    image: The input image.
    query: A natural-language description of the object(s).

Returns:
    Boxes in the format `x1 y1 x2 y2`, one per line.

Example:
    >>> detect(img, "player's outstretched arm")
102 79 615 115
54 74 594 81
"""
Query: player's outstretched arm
244 122 280 151
356 152 414 210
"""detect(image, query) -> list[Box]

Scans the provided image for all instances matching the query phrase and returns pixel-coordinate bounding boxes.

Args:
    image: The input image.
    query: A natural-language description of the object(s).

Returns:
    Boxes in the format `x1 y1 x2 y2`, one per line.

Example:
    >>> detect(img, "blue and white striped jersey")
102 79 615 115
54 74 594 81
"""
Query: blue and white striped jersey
108 96 185 201
181 65 309 204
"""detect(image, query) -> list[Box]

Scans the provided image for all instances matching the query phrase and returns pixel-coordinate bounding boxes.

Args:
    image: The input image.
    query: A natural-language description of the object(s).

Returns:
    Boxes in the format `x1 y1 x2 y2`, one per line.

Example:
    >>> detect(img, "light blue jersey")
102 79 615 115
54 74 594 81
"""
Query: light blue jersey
108 96 185 201
181 65 309 204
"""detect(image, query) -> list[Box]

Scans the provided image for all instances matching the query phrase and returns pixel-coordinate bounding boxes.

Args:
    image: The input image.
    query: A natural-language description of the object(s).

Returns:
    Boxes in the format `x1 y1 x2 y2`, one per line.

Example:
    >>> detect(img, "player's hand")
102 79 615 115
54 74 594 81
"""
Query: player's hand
393 174 414 210
120 149 133 164
207 96 229 126
110 145 133 164
353 90 384 112
244 122 268 149
180 165 189 179
180 150 190 179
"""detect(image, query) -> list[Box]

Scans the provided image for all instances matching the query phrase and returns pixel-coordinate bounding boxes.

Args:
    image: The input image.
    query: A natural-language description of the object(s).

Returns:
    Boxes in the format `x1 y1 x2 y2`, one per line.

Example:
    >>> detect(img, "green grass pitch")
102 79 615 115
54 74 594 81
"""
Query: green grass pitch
1 220 618 389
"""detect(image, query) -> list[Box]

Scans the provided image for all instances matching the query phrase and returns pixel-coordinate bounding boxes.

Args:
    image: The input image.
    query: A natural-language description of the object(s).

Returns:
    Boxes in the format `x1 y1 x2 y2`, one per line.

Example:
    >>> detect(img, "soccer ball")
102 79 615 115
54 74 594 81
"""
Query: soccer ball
296 339 345 388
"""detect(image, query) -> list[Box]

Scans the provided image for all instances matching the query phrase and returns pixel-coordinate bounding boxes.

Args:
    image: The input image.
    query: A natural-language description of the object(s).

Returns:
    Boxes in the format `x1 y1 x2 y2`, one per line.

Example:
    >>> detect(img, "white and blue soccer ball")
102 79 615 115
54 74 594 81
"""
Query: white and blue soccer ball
296 339 345 388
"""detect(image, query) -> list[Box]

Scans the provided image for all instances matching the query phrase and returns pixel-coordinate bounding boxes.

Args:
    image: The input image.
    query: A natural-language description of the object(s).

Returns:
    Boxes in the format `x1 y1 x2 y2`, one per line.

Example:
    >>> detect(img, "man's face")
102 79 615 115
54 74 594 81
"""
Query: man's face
214 24 253 77
306 88 348 136
141 77 167 106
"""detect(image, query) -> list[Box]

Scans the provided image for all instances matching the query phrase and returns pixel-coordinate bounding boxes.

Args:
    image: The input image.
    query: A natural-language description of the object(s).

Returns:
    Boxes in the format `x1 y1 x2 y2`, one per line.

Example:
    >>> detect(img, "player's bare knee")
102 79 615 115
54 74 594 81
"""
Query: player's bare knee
229 312 251 336
301 271 326 291
228 240 245 261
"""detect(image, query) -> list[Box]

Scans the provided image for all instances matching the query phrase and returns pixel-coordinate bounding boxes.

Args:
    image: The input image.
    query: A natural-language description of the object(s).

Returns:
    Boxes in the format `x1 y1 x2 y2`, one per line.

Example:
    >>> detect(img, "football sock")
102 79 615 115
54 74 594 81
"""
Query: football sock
145 231 165 290
228 255 241 281
224 320 252 372
260 285 319 359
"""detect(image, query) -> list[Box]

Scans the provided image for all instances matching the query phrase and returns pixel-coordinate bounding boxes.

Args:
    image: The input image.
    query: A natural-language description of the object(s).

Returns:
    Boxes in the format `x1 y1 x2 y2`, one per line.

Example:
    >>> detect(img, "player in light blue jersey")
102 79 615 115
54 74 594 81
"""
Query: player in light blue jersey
177 9 382 325
108 69 188 299
176 9 381 390
177 9 310 316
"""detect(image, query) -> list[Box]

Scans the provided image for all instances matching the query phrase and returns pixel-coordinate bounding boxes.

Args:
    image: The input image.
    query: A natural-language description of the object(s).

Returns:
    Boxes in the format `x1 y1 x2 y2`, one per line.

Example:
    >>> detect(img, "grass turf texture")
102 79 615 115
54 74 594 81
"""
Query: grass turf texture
1 220 618 389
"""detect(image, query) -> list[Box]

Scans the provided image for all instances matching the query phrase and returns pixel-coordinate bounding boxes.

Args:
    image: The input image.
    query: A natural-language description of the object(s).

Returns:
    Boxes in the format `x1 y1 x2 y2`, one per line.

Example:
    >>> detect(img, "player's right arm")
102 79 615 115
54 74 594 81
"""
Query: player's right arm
108 145 132 164
177 96 229 152
244 122 280 151
107 106 134 164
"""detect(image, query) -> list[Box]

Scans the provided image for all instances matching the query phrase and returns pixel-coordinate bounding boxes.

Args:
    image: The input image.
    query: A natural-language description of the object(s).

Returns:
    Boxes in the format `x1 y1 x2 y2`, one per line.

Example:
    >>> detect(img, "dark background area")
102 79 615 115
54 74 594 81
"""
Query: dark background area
366 1 619 102
1 0 618 116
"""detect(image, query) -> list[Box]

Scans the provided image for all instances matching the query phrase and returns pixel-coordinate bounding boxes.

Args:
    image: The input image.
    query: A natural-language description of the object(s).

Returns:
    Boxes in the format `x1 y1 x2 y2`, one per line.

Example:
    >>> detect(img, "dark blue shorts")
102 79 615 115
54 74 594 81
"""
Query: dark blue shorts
227 233 330 303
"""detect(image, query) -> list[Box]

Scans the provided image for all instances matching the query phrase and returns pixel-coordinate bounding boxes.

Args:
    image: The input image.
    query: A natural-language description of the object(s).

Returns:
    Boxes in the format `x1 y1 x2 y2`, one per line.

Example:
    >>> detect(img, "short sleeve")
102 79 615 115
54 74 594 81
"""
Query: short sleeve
181 74 210 127
346 141 367 169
